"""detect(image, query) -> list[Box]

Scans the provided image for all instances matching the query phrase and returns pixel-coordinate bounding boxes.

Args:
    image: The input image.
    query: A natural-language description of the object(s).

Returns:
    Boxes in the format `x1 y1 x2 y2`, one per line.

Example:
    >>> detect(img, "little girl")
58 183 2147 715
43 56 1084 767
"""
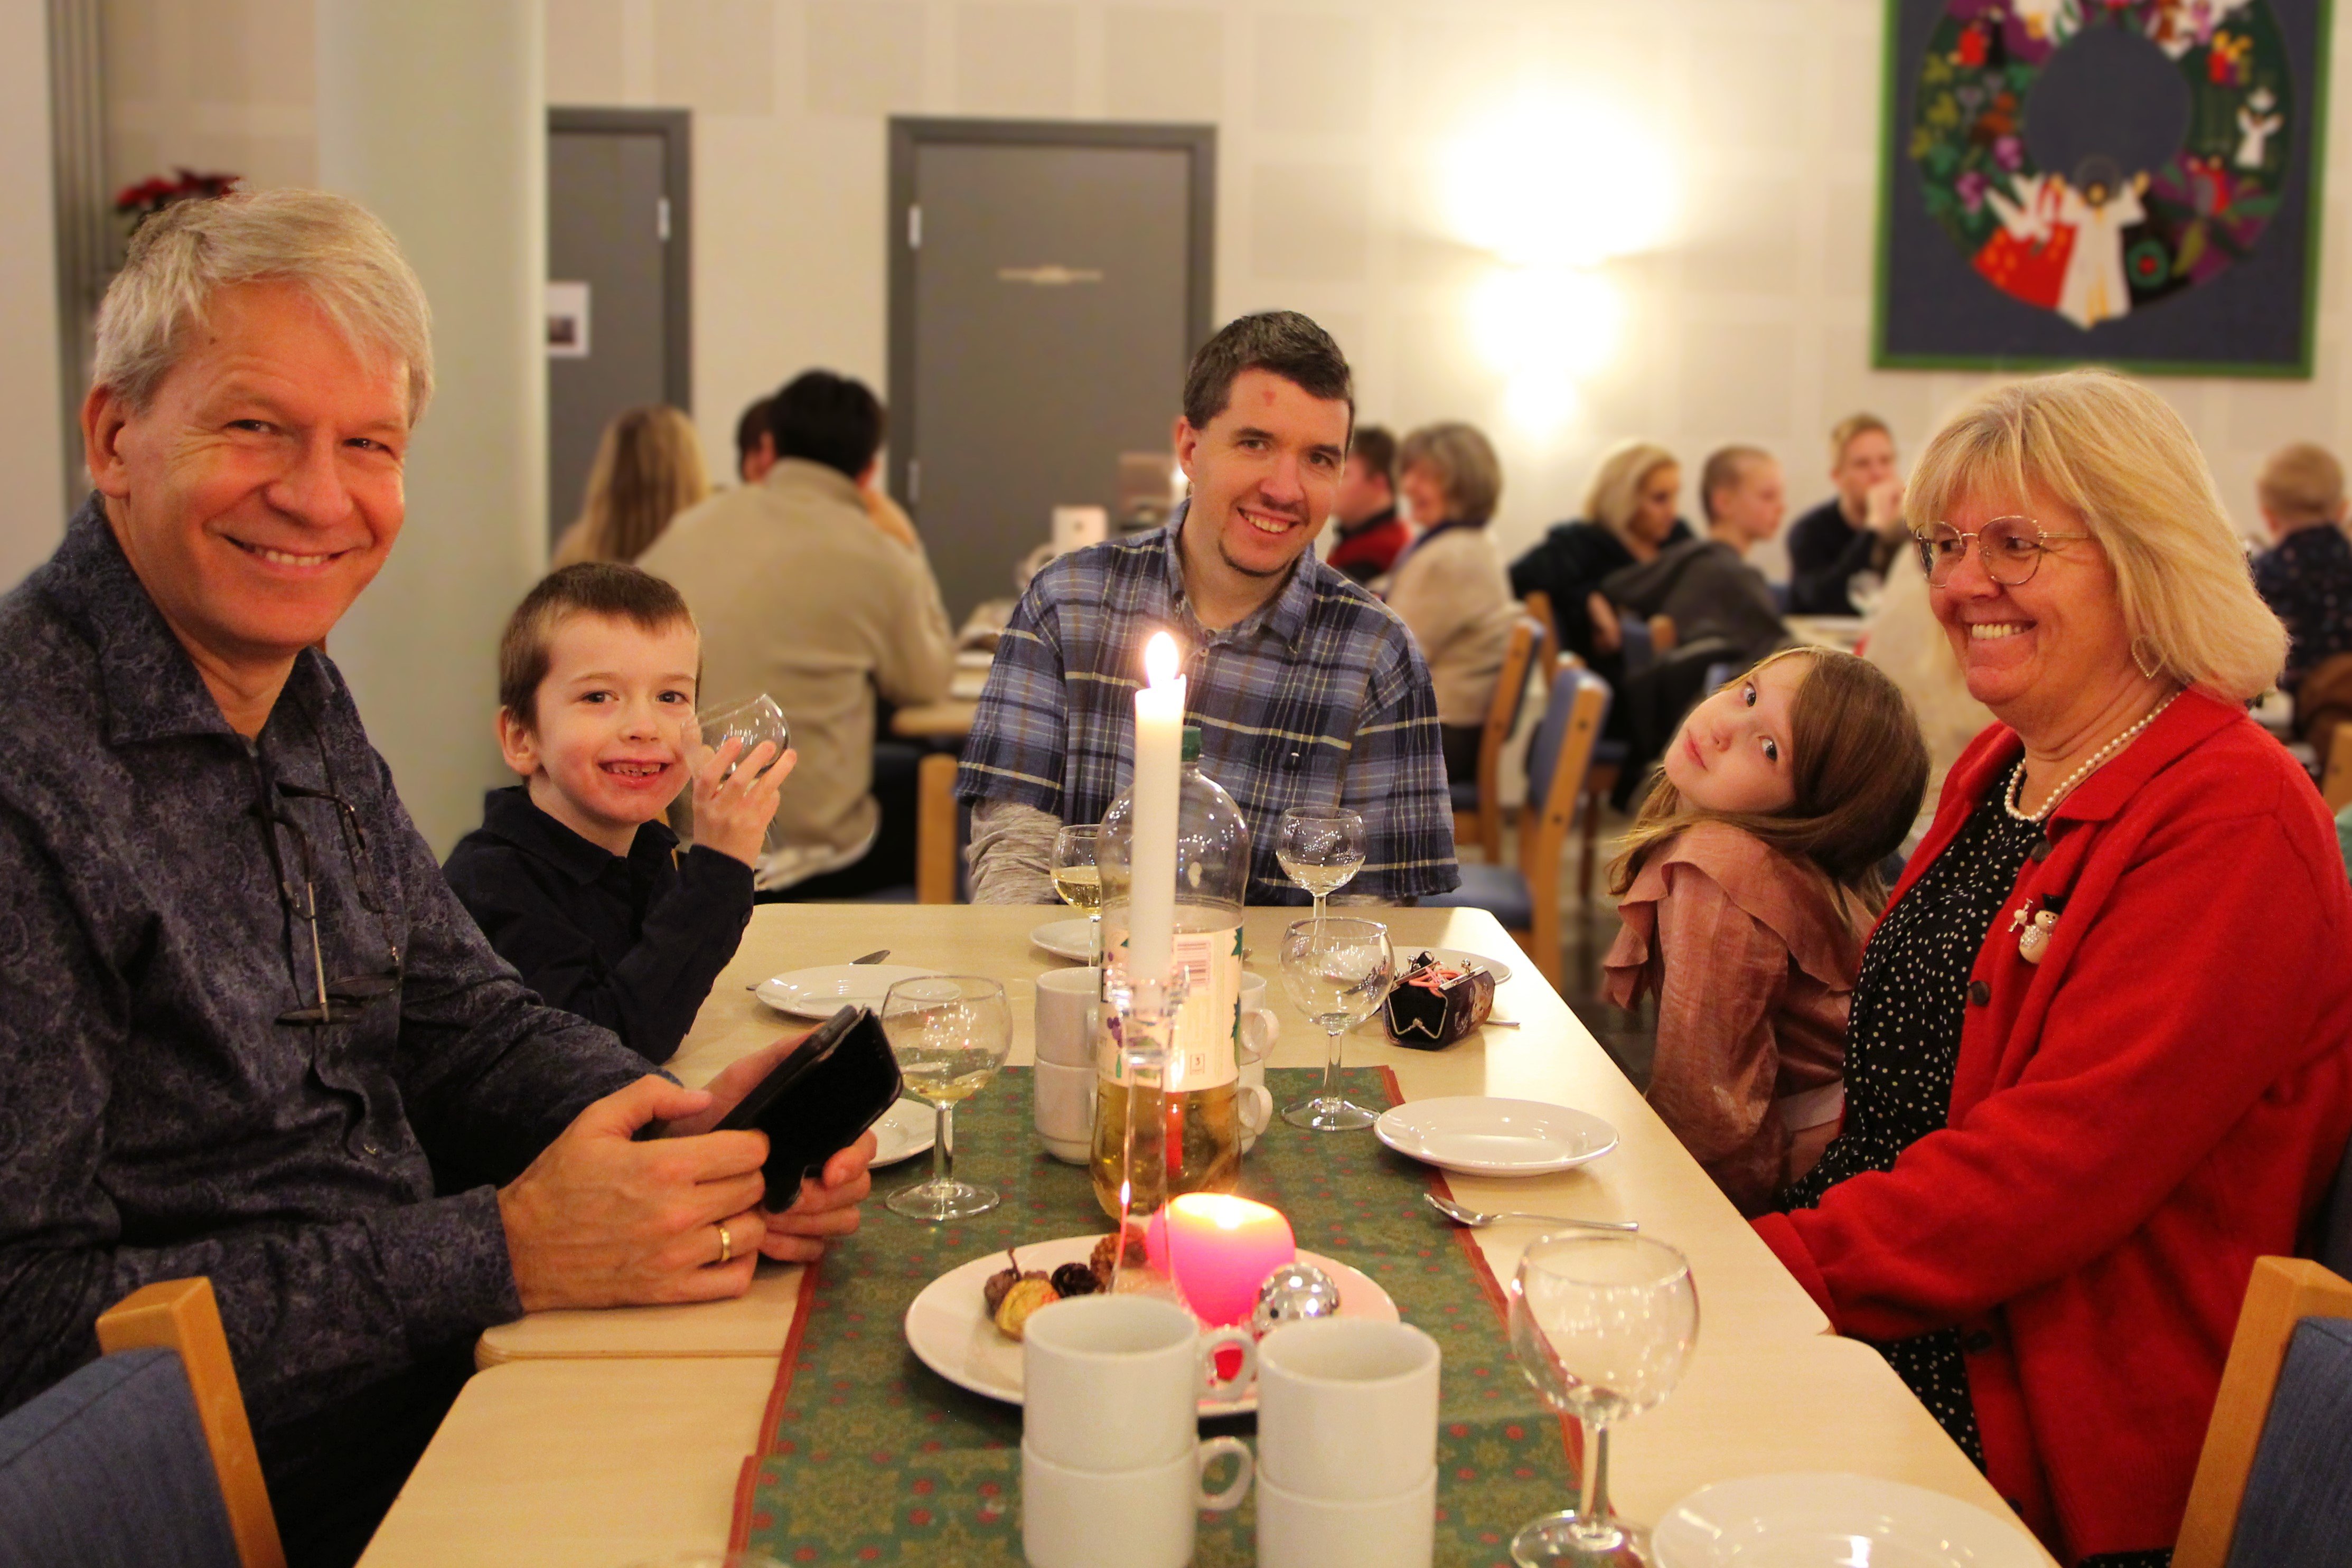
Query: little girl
1603 648 1928 1214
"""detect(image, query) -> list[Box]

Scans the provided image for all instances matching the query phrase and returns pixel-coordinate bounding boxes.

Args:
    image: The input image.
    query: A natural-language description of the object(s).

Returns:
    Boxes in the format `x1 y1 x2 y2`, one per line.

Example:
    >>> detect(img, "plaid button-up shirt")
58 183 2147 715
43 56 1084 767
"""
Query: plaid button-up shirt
957 511 1459 903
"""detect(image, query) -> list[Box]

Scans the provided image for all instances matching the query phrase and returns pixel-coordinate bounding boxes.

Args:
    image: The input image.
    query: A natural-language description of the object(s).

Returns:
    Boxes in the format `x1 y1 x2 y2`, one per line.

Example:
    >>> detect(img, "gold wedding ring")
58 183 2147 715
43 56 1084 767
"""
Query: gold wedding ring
716 1222 734 1266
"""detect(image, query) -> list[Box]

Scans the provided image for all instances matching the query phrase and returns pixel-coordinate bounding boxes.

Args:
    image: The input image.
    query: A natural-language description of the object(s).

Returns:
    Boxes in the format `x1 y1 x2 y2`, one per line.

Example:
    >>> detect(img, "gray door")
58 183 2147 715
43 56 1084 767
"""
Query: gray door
893 125 1214 624
547 109 692 549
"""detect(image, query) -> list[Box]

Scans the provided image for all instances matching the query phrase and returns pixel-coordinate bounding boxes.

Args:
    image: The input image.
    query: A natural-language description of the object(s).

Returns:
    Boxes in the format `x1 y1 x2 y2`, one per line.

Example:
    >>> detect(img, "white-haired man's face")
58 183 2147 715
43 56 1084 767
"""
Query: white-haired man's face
83 279 410 685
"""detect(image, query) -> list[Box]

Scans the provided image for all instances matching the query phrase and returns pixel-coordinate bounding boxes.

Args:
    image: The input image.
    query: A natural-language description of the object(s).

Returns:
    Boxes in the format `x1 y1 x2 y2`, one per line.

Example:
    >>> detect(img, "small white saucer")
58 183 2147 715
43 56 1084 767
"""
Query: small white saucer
753 964 939 1020
1652 1472 2044 1567
868 1098 936 1166
1027 918 1097 963
1372 1096 1617 1177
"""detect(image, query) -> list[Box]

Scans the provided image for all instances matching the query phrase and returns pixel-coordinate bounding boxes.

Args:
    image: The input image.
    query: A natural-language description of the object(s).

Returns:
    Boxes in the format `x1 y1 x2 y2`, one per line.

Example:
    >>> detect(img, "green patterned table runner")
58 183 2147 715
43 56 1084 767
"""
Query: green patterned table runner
731 1067 1575 1566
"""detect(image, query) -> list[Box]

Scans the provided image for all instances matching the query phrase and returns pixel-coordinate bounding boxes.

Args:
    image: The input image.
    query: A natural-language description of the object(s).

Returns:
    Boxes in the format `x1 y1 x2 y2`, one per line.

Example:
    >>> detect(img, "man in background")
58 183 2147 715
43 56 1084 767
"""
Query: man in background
640 372 952 898
734 395 775 484
1326 423 1409 584
1785 414 1908 616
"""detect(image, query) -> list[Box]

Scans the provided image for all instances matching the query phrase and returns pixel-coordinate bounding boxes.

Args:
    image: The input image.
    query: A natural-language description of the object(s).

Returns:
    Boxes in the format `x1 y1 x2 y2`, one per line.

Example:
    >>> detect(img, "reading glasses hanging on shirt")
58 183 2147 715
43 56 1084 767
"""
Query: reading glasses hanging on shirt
253 780 404 1027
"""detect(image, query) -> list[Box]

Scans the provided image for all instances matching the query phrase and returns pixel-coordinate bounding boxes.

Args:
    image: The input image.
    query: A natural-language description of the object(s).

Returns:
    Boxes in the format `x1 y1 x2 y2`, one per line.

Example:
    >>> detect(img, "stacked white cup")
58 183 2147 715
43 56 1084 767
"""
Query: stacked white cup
1033 968 1278 1160
1020 1295 1256 1568
1254 1319 1442 1568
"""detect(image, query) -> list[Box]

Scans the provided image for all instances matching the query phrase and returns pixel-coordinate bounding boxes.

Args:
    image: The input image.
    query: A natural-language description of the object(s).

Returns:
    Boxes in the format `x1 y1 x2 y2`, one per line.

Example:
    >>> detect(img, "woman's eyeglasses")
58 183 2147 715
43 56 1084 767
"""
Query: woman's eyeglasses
1912 517 2092 587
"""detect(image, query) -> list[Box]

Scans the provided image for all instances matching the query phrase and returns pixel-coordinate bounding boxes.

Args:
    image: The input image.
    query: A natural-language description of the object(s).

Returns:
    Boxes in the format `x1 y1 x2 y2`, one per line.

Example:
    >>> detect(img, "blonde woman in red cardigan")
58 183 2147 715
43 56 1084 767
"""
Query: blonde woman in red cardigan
1601 648 1927 1215
1757 369 2352 1567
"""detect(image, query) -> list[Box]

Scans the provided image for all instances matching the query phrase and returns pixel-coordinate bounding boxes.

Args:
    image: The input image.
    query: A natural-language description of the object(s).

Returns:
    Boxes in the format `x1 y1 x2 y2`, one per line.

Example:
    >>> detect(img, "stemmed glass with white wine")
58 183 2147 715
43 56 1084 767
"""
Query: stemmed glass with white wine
1277 806 1366 928
1050 825 1103 964
1277 917 1393 1132
880 976 1013 1222
1506 1233 1699 1567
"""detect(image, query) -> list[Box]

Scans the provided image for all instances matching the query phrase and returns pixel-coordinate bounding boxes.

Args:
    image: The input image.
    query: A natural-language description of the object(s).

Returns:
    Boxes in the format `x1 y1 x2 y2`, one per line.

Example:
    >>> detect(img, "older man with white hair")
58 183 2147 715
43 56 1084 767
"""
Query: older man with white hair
0 191 874 1568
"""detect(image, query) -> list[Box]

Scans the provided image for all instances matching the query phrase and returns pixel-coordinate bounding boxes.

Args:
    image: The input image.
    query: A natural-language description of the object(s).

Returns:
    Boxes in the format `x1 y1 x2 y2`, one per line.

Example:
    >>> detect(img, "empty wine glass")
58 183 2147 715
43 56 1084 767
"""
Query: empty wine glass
1277 917 1393 1132
1506 1233 1699 1567
1051 825 1103 964
880 976 1014 1222
688 693 791 779
1277 806 1366 929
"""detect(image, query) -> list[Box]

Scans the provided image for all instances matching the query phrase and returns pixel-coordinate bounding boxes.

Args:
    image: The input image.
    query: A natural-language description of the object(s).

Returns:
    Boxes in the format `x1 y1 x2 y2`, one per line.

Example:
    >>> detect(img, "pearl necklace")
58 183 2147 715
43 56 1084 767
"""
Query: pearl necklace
2004 692 2180 823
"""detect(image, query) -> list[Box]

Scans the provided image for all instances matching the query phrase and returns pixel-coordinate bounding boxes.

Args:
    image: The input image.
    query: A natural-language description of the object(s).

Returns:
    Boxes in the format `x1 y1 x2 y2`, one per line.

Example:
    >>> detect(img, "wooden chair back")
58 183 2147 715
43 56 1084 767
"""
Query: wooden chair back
1458 618 1543 863
96 1279 284 1568
2321 724 2352 814
1520 592 1559 691
2175 1256 2352 1568
915 752 962 903
1646 613 1678 654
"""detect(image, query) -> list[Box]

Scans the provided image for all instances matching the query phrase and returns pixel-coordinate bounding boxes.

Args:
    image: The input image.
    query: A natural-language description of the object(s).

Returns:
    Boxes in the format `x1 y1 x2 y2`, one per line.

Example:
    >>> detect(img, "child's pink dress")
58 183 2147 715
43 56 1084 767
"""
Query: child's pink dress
1602 821 1874 1214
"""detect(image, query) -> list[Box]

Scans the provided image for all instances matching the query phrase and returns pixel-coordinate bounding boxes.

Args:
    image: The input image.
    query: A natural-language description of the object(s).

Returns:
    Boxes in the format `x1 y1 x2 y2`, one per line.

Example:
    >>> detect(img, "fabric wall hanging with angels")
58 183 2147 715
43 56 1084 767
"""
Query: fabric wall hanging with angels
1877 0 2330 375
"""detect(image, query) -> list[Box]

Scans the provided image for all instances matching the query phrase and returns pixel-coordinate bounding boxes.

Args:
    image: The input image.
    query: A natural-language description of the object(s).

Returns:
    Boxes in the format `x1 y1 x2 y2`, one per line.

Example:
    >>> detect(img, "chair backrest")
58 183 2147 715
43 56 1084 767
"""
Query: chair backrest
1521 669 1611 888
2177 1256 2352 1568
0 1349 242 1568
96 1279 284 1568
2320 1130 2352 1279
2322 723 2352 814
1617 611 1653 677
1646 613 1679 655
1520 593 1559 691
1477 618 1543 775
2223 1315 2352 1568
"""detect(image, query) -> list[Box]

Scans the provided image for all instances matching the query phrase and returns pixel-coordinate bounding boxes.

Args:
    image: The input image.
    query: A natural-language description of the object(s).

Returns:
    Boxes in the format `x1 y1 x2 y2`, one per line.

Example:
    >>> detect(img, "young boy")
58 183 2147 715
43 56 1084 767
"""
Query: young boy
446 564 793 1064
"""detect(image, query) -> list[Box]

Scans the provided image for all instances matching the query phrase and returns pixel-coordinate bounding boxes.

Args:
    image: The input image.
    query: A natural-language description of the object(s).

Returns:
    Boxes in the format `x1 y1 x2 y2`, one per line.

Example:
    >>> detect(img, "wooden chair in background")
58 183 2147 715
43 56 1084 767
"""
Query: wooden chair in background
1520 592 1559 692
2321 724 2352 813
1450 617 1543 864
2176 1255 2352 1568
915 752 963 904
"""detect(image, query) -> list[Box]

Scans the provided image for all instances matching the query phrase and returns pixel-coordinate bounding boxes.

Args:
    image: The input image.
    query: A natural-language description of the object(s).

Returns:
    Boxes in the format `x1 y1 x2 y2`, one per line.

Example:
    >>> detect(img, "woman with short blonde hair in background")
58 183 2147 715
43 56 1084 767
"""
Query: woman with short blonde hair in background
552 405 710 566
1756 369 2352 1565
1385 421 1519 784
1508 439 1693 690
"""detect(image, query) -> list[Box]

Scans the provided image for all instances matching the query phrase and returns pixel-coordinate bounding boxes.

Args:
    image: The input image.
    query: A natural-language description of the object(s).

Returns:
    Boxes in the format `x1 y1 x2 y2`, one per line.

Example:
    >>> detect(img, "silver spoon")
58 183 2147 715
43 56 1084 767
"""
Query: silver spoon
1424 1193 1638 1233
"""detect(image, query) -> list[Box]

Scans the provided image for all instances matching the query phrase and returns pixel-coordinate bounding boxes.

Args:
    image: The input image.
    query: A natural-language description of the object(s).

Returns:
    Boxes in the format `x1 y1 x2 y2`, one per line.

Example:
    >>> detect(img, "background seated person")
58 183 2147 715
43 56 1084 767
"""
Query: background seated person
0 191 873 1568
549 403 709 567
446 565 792 1065
1785 412 1909 617
1508 439 1692 692
1384 420 1519 784
958 311 1458 906
2250 440 2352 711
1326 422 1409 585
638 371 952 900
1759 371 2352 1565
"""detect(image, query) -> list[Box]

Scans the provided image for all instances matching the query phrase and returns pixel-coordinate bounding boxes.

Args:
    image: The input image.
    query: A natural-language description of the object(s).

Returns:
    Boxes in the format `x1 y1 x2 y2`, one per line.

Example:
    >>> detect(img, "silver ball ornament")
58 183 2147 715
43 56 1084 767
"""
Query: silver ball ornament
1251 1261 1341 1335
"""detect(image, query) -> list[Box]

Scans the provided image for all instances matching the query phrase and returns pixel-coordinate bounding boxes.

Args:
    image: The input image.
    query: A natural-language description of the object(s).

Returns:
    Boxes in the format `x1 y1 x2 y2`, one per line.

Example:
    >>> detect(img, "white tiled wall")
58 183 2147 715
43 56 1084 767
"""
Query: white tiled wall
97 0 2352 558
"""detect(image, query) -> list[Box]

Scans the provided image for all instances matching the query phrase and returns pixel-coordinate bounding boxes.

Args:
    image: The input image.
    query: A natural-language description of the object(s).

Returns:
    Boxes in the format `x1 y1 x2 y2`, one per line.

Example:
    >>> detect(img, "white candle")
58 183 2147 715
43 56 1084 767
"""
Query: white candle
1130 631 1185 988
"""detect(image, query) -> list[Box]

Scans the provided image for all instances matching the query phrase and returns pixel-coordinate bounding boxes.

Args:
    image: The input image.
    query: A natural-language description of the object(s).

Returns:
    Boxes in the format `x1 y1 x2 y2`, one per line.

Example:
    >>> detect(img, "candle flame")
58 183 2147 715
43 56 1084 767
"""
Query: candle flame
1144 631 1180 688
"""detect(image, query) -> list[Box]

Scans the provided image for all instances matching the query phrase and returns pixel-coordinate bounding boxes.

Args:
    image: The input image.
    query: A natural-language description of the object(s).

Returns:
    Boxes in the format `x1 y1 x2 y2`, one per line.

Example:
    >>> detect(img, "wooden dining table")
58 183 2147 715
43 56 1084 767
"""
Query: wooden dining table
359 905 2054 1567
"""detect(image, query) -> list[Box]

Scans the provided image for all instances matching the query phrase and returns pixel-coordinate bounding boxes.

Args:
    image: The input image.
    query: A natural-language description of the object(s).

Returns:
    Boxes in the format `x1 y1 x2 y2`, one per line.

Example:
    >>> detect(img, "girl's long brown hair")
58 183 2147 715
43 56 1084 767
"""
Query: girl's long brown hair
1607 647 1929 906
570 405 709 564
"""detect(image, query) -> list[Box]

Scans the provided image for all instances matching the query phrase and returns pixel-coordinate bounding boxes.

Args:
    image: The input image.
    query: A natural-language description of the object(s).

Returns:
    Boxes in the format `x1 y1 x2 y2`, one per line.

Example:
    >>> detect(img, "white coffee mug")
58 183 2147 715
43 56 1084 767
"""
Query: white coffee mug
1022 1295 1257 1471
1254 1466 1435 1568
1032 1059 1094 1165
1235 972 1280 1151
1021 1434 1251 1568
1256 1318 1441 1501
1032 966 1100 1068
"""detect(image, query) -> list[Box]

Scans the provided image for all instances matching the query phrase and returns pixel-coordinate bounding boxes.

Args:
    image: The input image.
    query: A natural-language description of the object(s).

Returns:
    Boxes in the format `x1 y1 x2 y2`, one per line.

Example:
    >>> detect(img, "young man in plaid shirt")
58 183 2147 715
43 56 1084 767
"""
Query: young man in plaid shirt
957 311 1459 905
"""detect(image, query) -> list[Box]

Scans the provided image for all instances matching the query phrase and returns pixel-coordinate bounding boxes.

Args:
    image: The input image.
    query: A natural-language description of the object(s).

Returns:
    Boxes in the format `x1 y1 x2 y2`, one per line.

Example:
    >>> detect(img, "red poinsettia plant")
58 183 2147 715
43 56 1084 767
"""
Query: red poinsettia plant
114 168 241 230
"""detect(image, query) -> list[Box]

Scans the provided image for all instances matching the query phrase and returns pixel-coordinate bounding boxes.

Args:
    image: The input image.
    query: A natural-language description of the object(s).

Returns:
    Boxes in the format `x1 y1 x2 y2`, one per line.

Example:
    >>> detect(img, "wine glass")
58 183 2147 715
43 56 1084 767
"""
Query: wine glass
1277 806 1366 929
880 976 1014 1222
1277 917 1393 1132
1051 825 1103 964
1506 1234 1699 1567
687 693 791 779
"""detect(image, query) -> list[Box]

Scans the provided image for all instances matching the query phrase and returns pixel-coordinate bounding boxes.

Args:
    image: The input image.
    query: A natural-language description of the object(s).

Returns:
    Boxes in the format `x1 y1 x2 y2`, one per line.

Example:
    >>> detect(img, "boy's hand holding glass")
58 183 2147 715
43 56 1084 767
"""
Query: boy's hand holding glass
690 736 794 867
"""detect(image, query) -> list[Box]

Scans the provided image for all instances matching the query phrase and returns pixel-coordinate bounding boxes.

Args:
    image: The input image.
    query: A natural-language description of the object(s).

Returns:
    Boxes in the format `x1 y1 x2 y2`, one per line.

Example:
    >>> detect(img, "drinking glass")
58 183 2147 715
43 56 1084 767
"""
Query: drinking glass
1506 1234 1699 1567
687 693 791 778
1277 806 1366 929
1051 825 1103 964
881 976 1014 1221
1277 917 1393 1132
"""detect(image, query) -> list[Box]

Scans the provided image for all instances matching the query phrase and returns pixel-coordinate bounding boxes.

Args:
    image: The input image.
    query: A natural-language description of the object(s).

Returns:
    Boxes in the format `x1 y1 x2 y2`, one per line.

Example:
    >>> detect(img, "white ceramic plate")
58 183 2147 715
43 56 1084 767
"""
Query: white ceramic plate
869 1099 936 1167
903 1234 1397 1416
753 964 940 1020
1027 918 1097 963
1395 946 1514 986
1652 1472 2045 1568
1372 1096 1617 1177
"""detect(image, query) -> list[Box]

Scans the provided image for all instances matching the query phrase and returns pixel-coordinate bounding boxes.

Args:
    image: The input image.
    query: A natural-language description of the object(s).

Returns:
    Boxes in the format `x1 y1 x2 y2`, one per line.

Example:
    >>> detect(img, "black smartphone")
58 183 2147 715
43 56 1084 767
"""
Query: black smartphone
714 1005 904 1207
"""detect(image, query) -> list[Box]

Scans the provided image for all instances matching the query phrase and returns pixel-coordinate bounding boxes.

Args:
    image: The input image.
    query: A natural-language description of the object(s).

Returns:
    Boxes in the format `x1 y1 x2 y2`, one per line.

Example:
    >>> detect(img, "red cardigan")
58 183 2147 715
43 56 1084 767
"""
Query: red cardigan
1754 690 2352 1563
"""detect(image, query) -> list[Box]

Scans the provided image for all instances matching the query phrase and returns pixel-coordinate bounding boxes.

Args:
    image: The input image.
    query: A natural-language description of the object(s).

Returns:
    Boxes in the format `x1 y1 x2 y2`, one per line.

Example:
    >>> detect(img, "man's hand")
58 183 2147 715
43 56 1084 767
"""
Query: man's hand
1866 477 1909 539
691 737 793 868
763 1134 877 1262
1587 591 1623 653
498 1076 772 1312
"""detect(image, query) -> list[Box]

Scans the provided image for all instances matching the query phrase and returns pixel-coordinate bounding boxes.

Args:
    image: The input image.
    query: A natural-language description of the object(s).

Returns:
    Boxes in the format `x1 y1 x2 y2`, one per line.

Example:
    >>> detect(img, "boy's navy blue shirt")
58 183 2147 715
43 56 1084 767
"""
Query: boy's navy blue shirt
444 786 754 1064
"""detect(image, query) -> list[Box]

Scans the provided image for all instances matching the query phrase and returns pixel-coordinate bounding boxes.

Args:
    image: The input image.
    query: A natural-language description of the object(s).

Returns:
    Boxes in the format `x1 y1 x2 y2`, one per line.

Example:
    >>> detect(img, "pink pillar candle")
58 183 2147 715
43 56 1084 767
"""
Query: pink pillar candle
1157 1194 1297 1328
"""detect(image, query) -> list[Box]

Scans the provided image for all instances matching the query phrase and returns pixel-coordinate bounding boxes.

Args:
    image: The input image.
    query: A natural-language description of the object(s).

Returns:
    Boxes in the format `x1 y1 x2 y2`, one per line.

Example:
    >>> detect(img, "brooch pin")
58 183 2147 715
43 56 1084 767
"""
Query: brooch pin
2008 893 2066 965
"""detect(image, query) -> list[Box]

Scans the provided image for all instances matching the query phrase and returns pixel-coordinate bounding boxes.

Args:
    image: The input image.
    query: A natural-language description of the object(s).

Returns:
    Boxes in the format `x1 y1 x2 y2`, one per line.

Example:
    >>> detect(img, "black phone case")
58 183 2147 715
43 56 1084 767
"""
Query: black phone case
714 1005 905 1207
